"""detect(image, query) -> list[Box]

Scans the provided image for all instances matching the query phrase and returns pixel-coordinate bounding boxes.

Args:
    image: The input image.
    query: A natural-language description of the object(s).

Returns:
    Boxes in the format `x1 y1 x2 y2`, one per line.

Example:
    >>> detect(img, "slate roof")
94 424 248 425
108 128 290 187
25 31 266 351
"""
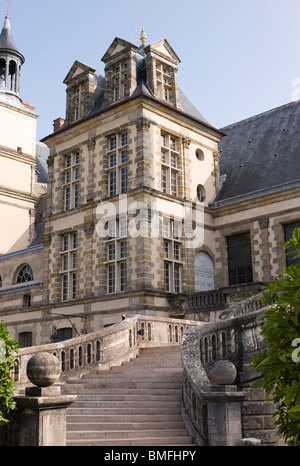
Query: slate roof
35 141 49 184
56 44 211 134
0 15 21 55
213 100 300 205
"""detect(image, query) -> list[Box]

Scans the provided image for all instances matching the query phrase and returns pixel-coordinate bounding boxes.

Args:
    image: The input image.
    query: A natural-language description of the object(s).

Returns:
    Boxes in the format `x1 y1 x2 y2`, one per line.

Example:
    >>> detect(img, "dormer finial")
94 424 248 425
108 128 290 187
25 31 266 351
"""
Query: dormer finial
140 28 147 45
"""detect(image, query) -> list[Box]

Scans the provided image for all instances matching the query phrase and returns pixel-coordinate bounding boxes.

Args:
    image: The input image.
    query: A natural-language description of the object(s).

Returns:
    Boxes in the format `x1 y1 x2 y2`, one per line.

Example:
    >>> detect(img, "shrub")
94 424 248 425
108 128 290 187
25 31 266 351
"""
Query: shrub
252 227 300 446
0 321 19 425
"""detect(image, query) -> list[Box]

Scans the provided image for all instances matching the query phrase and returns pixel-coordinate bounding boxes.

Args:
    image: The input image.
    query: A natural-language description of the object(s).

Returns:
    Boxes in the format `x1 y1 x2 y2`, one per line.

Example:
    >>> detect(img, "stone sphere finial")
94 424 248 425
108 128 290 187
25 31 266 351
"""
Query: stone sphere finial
206 359 237 385
26 352 61 387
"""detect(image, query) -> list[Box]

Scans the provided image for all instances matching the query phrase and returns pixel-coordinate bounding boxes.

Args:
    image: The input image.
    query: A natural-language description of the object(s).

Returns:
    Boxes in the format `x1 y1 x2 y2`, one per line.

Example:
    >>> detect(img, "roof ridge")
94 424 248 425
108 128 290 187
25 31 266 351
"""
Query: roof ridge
220 100 300 131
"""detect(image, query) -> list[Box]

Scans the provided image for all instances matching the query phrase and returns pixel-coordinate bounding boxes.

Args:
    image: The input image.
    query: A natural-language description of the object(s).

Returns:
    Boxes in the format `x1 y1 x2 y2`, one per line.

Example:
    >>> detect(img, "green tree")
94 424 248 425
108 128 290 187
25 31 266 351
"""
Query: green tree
252 227 300 446
0 321 19 425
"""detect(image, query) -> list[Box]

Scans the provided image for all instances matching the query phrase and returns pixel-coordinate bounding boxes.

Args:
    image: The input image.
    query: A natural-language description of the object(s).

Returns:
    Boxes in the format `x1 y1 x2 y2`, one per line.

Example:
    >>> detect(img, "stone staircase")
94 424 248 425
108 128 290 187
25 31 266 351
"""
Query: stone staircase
61 345 194 446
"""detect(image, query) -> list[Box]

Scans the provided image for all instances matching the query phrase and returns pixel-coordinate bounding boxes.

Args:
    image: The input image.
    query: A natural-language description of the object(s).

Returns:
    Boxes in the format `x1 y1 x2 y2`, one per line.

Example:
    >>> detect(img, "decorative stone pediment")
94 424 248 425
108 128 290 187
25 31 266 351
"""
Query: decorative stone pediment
144 39 181 65
63 60 96 85
101 37 138 64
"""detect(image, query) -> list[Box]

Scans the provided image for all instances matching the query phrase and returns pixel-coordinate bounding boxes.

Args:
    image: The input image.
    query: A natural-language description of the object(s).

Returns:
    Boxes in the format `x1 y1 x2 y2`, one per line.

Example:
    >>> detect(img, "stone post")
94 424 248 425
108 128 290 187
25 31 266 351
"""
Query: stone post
4 352 76 446
205 360 246 446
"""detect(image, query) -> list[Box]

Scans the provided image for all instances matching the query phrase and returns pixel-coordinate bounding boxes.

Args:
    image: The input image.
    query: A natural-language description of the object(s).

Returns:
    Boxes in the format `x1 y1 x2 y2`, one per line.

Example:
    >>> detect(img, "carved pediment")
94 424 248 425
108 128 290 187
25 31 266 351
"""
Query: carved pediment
63 60 96 85
144 39 181 65
101 37 138 63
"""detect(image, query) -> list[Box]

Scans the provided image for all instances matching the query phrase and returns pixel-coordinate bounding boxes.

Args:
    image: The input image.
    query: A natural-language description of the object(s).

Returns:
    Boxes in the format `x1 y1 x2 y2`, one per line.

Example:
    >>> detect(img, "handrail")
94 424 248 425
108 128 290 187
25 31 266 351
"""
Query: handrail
181 305 266 445
13 314 202 391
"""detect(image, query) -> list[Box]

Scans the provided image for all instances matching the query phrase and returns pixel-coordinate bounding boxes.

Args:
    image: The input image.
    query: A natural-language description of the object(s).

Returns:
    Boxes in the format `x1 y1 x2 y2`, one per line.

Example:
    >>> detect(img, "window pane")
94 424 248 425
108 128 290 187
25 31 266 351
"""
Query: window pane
120 262 127 291
120 240 127 258
164 262 170 292
63 254 68 271
174 264 181 293
72 273 77 299
161 167 167 193
121 166 128 193
110 136 117 150
108 264 115 293
110 153 116 167
110 170 117 196
74 183 79 207
121 149 128 163
121 133 128 146
19 332 32 348
65 186 71 210
227 233 253 285
62 274 68 301
16 265 33 283
108 243 115 261
171 171 177 196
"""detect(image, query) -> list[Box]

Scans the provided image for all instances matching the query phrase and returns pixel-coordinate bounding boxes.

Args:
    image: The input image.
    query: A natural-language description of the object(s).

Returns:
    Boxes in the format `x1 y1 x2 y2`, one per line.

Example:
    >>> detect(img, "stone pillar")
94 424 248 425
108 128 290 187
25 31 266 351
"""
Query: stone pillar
5 352 76 446
205 360 246 446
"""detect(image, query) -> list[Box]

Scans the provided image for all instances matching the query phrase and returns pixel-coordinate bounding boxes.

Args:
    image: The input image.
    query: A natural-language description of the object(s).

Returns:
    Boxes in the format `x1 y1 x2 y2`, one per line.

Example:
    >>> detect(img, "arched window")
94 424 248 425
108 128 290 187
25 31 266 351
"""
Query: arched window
16 265 33 284
197 184 206 203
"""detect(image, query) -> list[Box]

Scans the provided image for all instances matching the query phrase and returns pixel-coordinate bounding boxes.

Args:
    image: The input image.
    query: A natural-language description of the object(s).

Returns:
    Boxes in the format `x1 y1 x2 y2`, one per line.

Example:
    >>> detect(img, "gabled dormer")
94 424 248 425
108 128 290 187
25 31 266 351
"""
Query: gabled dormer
63 61 99 125
144 39 181 108
101 38 139 107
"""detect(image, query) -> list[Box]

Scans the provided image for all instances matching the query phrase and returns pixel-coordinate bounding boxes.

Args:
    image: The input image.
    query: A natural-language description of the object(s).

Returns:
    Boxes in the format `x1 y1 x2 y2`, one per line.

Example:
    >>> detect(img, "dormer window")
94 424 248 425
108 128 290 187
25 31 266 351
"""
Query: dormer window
112 60 129 102
155 62 172 102
74 84 83 120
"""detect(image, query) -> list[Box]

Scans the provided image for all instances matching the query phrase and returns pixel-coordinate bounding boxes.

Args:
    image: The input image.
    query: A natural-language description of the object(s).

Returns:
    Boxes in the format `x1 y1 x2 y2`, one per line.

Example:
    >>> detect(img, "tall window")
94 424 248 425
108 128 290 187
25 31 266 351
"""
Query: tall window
163 217 182 293
63 152 80 210
161 133 180 196
107 132 128 197
227 232 253 285
156 63 171 102
284 222 300 267
74 84 83 121
112 61 129 102
60 232 78 301
106 218 127 293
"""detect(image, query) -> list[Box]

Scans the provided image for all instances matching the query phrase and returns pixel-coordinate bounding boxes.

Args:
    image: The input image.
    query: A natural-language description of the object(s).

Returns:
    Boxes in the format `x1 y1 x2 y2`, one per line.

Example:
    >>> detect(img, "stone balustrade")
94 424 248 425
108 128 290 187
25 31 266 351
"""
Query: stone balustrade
13 314 201 391
180 304 278 445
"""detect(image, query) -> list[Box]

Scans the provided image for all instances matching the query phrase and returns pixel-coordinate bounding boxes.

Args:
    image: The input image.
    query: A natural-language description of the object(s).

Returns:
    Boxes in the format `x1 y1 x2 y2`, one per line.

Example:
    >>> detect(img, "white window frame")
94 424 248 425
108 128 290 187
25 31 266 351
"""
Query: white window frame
162 217 183 293
155 62 171 101
107 132 129 197
112 61 129 102
63 151 80 210
60 232 78 301
106 218 128 294
161 133 180 196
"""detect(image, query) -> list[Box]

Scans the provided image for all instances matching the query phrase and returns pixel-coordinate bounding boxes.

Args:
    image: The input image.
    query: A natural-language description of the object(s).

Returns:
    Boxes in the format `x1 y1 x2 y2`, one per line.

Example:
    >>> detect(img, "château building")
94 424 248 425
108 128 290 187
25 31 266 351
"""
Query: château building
0 18 299 347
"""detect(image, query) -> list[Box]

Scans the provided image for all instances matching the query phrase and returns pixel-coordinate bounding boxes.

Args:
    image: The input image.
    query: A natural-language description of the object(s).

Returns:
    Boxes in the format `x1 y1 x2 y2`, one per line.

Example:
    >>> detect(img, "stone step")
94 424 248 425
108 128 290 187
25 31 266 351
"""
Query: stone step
70 400 181 409
67 428 188 439
62 388 181 396
63 346 194 446
66 436 194 446
80 373 182 381
67 421 186 432
67 408 182 423
64 381 182 389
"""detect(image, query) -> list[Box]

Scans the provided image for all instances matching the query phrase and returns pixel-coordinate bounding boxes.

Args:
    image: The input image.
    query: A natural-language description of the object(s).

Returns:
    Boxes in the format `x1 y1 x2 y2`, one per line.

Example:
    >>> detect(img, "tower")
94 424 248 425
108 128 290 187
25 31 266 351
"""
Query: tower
0 13 38 254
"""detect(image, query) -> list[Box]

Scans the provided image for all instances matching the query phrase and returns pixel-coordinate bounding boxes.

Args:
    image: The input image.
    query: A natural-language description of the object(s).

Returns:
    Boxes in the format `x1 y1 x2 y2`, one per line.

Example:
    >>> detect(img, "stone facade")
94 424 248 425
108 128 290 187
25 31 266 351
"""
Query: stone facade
0 26 299 347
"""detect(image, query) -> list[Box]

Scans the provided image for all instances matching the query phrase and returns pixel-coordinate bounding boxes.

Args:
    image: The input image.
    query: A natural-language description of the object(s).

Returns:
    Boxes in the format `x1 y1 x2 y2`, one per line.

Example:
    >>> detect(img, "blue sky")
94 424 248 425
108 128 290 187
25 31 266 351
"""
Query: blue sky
2 0 300 140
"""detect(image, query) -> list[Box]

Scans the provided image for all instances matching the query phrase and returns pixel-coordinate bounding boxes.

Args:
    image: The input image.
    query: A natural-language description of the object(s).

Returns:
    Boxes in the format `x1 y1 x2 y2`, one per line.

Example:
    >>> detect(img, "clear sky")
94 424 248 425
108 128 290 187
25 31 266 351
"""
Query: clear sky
2 0 300 141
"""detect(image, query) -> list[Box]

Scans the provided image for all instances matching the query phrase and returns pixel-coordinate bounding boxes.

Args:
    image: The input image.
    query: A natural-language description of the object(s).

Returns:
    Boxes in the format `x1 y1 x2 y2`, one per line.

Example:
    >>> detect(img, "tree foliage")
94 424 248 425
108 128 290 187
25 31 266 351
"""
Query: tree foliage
0 321 19 426
252 227 300 445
